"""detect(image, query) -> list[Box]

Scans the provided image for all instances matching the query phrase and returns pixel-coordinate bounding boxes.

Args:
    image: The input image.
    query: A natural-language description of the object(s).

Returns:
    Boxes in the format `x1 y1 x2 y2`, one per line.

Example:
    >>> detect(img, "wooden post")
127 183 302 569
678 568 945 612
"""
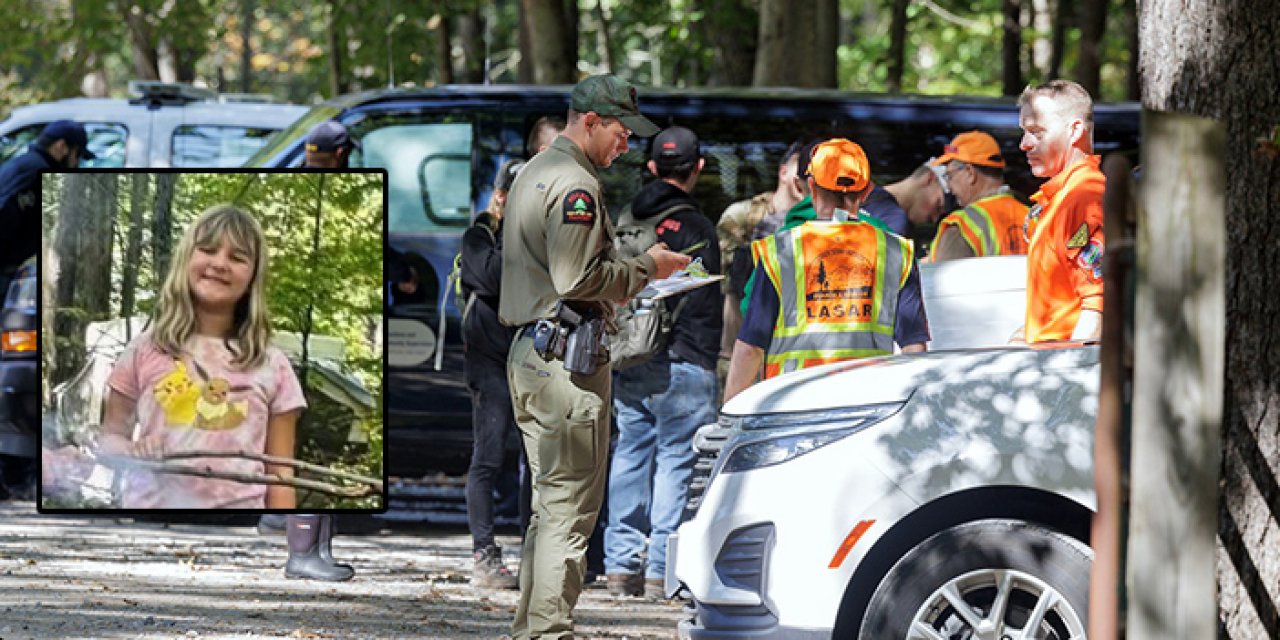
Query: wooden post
1125 110 1226 639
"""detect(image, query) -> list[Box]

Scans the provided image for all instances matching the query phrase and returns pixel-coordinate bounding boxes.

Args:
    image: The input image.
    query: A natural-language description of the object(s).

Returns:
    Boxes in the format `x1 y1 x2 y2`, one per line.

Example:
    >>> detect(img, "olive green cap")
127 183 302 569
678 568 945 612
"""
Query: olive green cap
569 74 660 137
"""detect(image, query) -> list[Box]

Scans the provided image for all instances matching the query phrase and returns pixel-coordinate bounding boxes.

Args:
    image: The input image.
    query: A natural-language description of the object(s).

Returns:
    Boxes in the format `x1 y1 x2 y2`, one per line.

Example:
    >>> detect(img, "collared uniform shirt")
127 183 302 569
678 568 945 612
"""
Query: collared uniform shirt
1025 155 1106 342
499 135 656 328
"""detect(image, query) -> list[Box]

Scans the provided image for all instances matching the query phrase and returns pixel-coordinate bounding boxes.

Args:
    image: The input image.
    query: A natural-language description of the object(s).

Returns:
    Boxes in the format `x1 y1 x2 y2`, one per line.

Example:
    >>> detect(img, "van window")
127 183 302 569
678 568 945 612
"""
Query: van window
4 271 36 309
0 122 128 168
359 121 473 233
171 124 279 167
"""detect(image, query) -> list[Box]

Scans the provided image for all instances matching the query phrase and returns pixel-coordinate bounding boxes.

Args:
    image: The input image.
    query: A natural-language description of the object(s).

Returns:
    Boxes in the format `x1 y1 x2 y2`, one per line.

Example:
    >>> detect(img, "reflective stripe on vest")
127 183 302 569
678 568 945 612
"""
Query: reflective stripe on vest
757 222 911 378
930 192 1029 258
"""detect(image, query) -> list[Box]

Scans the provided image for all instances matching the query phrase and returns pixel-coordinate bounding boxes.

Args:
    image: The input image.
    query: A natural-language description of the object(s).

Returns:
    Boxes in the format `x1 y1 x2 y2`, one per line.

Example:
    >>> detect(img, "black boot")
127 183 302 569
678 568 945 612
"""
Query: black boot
317 515 353 574
285 515 354 581
257 514 287 535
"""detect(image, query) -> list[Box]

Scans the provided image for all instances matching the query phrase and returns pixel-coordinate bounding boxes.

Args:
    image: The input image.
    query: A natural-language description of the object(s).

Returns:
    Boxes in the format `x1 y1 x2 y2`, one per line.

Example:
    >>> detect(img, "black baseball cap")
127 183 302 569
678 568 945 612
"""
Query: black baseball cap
494 159 525 191
569 74 660 137
305 121 360 152
41 120 96 159
651 126 699 171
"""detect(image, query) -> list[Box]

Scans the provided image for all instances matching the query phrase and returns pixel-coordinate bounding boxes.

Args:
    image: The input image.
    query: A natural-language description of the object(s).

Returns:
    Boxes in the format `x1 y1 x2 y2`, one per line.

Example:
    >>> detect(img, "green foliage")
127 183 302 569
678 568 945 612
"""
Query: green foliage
1 0 1138 106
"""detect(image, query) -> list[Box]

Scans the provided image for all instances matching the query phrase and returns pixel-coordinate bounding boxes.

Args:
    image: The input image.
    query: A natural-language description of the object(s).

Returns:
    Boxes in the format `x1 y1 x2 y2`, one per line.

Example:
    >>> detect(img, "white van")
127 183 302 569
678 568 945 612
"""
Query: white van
0 82 306 169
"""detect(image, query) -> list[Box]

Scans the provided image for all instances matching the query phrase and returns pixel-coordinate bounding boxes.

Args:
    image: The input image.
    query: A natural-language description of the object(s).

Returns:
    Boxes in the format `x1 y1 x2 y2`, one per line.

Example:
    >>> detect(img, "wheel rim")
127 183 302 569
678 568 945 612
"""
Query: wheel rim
906 568 1086 640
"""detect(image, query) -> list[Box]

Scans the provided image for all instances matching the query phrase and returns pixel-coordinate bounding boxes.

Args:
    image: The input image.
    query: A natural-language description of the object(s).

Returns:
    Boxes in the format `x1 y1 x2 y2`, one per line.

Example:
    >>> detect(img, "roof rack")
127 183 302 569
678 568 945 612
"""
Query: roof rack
127 81 216 107
217 93 281 104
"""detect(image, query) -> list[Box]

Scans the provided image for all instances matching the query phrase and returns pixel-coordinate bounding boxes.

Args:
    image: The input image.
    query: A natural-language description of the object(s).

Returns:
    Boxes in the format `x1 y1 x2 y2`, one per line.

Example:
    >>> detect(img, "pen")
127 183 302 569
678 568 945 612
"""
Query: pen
679 240 707 255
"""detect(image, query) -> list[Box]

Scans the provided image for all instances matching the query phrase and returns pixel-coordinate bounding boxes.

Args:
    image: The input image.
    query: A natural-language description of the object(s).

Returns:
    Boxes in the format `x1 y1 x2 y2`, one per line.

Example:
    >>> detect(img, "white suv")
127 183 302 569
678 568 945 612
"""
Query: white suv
670 256 1097 639
0 82 306 169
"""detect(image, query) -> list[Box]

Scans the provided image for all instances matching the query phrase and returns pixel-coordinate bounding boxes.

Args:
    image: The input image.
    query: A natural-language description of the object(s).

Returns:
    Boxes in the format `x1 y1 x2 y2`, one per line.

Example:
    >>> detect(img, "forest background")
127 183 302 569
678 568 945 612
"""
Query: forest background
0 0 1134 114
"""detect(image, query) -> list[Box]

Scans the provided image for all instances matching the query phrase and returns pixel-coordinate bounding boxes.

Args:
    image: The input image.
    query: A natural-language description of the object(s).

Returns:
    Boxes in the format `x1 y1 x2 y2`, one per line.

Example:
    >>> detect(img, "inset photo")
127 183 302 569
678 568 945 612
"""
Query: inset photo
36 170 385 512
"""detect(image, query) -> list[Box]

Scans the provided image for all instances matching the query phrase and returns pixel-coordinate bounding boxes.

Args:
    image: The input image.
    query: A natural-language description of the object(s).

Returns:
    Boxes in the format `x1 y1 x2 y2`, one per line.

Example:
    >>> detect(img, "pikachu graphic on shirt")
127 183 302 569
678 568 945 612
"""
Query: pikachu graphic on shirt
152 358 250 431
153 359 201 427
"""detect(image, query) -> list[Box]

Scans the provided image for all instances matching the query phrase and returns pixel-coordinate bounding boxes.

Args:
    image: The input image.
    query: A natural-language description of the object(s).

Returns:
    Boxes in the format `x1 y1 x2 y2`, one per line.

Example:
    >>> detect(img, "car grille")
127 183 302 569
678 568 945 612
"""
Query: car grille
681 422 732 523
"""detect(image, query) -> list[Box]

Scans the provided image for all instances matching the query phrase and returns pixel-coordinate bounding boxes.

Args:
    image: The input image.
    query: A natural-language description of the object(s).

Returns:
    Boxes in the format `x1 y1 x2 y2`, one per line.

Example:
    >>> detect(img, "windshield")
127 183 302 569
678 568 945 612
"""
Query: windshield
242 105 342 166
4 272 36 310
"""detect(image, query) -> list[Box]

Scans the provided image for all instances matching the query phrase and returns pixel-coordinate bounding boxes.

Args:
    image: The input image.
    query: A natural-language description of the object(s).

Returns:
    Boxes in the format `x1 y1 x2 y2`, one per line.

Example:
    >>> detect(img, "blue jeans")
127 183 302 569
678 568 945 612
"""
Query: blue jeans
605 358 718 579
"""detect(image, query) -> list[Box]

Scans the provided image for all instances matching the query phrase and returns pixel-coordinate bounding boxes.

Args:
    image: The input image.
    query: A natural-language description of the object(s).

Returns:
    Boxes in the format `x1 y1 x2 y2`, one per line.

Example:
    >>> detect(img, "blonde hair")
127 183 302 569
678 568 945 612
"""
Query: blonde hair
153 204 271 369
1018 80 1095 133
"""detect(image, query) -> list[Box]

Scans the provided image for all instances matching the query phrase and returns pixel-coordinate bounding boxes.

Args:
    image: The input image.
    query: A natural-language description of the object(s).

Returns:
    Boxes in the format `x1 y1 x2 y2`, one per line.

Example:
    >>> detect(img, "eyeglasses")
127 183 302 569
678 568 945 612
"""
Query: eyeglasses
945 163 969 183
925 161 951 195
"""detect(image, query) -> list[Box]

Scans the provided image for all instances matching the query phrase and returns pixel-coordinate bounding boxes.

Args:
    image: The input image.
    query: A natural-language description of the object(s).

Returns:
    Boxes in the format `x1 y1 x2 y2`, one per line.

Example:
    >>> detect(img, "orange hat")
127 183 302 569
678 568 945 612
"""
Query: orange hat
808 138 871 193
931 130 1006 168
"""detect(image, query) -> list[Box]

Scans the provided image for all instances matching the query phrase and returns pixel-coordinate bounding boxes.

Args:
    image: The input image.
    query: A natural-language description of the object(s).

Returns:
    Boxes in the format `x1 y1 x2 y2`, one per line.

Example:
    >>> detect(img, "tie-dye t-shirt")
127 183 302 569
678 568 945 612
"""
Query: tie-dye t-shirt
108 332 306 509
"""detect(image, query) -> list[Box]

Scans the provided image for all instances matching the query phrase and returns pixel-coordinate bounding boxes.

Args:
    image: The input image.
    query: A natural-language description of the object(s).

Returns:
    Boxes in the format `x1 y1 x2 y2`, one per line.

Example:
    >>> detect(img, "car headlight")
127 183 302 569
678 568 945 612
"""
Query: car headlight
720 402 903 473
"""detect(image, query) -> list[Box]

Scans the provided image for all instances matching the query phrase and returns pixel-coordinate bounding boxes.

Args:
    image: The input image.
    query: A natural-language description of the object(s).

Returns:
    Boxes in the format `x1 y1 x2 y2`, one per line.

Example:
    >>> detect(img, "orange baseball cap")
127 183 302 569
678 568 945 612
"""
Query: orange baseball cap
931 131 1006 168
808 138 871 193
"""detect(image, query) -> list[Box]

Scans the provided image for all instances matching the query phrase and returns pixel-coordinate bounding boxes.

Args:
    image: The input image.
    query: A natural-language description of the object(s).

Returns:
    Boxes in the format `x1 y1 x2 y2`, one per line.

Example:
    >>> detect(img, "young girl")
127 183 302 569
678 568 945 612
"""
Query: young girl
98 204 306 509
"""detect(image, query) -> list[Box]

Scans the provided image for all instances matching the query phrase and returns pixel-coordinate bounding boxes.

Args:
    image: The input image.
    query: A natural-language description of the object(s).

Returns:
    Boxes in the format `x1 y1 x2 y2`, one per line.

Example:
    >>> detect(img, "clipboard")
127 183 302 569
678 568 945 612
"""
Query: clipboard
637 273 725 301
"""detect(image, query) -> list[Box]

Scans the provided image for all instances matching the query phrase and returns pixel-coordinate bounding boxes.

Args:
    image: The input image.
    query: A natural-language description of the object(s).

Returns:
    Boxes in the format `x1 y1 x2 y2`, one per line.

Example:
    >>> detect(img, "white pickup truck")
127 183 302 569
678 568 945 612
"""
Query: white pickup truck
669 255 1097 640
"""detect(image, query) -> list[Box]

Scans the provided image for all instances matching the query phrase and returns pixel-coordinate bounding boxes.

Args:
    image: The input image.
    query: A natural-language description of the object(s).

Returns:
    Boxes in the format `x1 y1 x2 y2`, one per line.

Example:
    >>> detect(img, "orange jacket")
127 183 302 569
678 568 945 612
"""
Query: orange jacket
1025 155 1105 343
929 190 1029 258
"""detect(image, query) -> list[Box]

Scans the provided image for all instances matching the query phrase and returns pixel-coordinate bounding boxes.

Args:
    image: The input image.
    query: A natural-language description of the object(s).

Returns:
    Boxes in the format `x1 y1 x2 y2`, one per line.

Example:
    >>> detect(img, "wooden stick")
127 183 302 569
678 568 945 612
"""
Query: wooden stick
95 453 382 498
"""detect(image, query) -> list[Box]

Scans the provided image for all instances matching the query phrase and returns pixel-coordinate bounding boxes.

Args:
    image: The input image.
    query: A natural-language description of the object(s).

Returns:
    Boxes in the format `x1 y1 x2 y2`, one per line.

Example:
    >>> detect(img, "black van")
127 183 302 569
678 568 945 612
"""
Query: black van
246 85 1140 489
0 258 38 499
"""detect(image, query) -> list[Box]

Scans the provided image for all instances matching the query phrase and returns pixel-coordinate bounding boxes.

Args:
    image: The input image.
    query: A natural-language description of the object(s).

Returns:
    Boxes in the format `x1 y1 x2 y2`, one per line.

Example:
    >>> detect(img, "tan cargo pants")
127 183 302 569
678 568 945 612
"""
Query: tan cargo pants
507 333 611 640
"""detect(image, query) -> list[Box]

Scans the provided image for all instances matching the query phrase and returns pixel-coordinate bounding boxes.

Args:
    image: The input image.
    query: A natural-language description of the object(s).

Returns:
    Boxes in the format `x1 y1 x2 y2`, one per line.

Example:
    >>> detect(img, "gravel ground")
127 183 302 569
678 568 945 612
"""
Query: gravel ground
0 500 686 639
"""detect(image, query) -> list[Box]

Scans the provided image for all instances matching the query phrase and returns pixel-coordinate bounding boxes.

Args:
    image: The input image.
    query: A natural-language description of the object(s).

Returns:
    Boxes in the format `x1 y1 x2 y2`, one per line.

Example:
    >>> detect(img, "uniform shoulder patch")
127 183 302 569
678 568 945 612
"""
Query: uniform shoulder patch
1066 222 1089 249
562 189 597 225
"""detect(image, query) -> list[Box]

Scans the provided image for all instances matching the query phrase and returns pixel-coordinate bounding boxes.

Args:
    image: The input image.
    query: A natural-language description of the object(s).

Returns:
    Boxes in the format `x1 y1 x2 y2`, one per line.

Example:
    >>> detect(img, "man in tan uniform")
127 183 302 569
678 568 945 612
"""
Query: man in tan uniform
499 74 690 640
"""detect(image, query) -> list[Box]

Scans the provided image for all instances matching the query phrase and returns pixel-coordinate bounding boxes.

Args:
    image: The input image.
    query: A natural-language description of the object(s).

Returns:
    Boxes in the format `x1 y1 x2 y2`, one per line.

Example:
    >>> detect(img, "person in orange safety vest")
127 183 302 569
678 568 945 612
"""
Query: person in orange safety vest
723 138 929 403
928 130 1029 262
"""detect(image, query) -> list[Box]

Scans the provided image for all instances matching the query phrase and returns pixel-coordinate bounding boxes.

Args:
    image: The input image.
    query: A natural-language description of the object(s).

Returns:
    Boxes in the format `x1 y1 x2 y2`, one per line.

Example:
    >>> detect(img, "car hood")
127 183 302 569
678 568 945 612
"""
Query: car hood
721 343 1098 417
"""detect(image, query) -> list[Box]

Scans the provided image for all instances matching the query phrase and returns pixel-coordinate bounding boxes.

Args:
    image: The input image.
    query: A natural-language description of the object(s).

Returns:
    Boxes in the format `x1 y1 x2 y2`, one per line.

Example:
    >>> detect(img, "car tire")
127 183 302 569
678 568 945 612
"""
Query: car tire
858 518 1091 640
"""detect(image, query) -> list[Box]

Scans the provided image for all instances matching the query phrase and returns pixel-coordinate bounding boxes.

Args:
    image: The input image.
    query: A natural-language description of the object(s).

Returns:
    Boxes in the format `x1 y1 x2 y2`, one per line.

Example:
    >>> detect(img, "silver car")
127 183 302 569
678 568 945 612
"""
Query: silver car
0 81 306 168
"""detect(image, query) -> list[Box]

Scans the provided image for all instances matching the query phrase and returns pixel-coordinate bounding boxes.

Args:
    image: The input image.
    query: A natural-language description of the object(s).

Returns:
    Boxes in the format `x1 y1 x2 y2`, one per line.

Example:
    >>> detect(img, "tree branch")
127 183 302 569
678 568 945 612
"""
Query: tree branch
917 0 987 31
96 451 382 498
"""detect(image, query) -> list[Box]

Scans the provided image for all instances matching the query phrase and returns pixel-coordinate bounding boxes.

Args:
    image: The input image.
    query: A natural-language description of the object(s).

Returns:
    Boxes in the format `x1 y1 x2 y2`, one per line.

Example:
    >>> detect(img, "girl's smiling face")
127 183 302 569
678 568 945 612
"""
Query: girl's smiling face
188 235 254 312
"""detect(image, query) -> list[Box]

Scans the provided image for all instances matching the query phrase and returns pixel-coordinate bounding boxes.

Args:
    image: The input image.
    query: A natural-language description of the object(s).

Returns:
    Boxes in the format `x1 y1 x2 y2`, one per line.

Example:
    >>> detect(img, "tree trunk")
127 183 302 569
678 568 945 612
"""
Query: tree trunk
1002 0 1024 96
326 0 344 97
562 0 578 79
592 0 614 74
123 3 160 81
1123 0 1139 101
240 0 254 93
1030 0 1052 78
1089 153 1137 639
51 174 117 387
434 4 454 85
152 174 177 285
885 0 910 93
456 6 485 83
699 0 758 87
120 174 148 340
1076 0 1106 97
754 0 836 88
813 0 838 88
1139 1 1280 637
1049 0 1068 80
517 0 533 83
518 0 576 84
